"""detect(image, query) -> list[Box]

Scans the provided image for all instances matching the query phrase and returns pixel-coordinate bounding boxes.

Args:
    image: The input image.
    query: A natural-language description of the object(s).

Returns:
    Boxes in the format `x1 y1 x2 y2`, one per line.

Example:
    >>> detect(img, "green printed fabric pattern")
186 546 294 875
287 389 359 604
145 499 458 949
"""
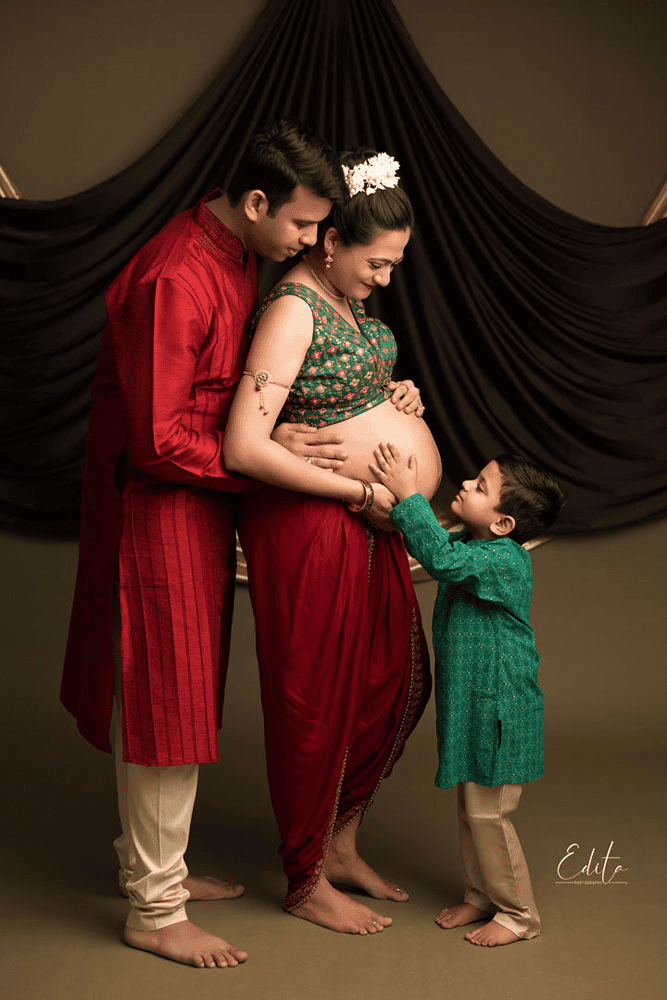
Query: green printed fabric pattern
251 282 396 427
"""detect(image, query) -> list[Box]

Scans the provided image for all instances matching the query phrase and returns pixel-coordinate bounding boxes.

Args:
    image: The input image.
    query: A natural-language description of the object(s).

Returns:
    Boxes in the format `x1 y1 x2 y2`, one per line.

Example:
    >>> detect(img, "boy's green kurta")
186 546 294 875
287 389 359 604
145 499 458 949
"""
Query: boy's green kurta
391 493 543 788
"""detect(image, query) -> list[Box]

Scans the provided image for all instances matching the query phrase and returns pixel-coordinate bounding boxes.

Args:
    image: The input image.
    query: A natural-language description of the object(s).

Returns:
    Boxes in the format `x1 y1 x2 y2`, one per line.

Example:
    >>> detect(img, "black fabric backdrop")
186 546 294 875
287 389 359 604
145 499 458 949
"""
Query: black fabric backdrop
1 0 666 537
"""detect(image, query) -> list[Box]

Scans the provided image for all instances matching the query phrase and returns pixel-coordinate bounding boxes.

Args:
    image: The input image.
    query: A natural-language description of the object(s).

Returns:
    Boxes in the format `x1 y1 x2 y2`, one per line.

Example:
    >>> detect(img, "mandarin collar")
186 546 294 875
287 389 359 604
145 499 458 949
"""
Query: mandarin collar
196 190 248 264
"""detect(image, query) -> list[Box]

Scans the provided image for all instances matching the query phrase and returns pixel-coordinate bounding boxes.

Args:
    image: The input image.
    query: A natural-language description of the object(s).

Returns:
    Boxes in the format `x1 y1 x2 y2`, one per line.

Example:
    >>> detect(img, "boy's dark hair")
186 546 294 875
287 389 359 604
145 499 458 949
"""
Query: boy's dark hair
324 148 414 246
227 119 347 215
495 453 565 545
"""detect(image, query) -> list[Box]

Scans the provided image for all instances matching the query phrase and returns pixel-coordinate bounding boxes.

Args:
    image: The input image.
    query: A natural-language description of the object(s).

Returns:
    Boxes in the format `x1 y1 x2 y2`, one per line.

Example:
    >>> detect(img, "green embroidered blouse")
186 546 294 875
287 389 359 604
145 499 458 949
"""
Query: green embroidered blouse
251 282 396 427
390 493 544 789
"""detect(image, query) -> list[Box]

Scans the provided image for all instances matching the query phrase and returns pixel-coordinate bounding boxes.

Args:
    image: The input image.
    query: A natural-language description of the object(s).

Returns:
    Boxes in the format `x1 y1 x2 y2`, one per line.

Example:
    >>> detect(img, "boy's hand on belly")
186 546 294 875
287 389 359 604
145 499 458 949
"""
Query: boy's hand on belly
272 422 348 469
370 443 420 503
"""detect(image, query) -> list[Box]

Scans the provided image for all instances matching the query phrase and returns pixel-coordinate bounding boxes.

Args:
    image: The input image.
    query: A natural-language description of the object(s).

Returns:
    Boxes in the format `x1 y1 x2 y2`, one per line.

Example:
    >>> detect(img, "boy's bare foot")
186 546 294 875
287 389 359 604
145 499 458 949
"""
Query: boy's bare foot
465 920 521 947
291 877 393 934
435 903 491 929
124 919 248 967
120 875 244 901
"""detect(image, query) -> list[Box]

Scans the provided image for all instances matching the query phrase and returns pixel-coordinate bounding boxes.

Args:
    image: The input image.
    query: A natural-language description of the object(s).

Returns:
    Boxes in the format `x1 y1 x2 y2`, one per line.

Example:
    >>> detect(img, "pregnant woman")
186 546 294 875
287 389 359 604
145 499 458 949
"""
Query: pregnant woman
224 151 441 935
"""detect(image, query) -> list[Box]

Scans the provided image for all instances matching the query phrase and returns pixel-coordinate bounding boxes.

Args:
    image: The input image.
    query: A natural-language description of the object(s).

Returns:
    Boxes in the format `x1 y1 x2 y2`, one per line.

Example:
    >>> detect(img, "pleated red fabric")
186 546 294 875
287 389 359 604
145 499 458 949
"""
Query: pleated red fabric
238 488 431 909
118 485 237 766
60 193 258 763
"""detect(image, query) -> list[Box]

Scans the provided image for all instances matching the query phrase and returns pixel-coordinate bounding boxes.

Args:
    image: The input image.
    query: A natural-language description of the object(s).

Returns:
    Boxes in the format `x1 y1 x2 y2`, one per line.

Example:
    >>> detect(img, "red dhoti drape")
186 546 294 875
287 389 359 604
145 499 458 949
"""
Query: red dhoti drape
238 488 431 910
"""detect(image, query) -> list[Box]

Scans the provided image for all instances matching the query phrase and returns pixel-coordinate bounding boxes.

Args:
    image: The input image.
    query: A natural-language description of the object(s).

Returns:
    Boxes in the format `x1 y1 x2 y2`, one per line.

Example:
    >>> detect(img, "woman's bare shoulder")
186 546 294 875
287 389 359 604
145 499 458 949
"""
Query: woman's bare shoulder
258 286 314 327
250 289 315 362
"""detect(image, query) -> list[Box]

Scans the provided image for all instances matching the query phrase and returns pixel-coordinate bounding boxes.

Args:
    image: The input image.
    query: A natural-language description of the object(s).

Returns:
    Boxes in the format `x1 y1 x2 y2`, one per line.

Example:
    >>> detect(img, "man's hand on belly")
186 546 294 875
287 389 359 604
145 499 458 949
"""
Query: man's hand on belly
271 422 348 470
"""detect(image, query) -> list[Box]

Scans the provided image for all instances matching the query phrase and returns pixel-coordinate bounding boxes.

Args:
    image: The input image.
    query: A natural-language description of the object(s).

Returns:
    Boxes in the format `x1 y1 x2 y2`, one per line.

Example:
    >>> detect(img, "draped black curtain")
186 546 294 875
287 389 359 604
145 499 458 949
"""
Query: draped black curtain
1 0 666 537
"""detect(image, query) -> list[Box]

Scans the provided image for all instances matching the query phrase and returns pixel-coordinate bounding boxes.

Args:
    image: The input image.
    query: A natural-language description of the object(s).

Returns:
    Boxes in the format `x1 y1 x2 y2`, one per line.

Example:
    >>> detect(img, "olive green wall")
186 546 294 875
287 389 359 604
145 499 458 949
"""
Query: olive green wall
2 0 666 224
1 5 665 998
2 0 665 743
1 0 665 767
396 0 667 226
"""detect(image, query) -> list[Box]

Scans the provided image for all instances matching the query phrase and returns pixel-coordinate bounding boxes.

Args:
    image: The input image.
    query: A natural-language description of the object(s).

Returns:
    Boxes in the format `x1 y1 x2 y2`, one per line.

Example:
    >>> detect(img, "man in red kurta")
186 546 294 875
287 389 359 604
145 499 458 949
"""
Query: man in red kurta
61 120 346 968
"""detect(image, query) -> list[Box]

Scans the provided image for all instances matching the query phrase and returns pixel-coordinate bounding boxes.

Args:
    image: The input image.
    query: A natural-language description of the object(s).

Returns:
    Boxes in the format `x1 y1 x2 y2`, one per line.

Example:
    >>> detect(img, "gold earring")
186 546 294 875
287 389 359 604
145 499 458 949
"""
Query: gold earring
325 251 334 269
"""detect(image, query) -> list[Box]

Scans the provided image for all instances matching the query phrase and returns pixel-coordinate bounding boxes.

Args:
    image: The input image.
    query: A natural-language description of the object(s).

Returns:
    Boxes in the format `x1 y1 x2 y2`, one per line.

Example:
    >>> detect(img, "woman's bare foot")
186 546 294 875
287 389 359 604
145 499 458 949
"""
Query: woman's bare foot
120 875 244 901
465 920 521 947
324 851 408 901
124 919 248 967
435 902 491 929
291 877 392 935
324 816 408 901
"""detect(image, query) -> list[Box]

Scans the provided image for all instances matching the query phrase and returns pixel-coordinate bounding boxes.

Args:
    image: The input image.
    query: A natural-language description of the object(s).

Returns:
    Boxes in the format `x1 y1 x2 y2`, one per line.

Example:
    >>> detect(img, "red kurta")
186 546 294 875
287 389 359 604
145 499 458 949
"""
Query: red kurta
61 192 258 765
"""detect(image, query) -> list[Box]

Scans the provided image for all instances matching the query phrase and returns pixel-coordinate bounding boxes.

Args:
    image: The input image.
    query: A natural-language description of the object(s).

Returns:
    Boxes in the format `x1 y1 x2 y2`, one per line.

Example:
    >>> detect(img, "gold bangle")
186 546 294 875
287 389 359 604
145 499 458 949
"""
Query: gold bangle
348 479 374 513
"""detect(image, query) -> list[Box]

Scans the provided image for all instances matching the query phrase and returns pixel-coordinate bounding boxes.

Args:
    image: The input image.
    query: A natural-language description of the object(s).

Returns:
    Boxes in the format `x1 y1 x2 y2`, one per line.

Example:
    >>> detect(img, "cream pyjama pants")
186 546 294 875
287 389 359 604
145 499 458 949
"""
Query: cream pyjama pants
112 592 199 932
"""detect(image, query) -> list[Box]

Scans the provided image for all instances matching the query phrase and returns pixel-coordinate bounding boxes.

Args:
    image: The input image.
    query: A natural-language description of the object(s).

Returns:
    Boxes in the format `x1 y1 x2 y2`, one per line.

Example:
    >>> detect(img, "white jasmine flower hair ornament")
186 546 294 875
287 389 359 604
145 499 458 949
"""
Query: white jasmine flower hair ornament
342 152 401 197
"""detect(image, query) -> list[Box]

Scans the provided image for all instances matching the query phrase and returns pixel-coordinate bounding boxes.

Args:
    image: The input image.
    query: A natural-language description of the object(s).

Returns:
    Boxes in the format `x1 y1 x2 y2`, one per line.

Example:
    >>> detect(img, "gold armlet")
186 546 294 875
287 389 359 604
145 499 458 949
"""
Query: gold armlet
243 369 293 415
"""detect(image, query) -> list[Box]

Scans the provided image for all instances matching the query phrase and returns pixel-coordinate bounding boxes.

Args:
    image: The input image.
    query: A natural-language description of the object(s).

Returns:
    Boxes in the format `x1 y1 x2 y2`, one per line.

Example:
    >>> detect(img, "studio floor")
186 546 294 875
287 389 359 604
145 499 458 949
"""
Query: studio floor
1 517 665 1000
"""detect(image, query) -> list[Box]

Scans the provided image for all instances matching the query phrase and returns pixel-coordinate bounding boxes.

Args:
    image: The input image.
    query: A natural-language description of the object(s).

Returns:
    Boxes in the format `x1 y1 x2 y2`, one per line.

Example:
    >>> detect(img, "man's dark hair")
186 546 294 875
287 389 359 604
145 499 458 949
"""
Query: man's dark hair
495 453 565 545
227 119 347 214
324 148 414 246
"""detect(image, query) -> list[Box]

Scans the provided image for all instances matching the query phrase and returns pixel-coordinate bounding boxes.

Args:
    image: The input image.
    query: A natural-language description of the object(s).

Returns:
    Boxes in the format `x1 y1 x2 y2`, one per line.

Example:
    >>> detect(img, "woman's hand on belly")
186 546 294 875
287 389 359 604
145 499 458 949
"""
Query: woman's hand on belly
387 379 425 417
363 482 397 532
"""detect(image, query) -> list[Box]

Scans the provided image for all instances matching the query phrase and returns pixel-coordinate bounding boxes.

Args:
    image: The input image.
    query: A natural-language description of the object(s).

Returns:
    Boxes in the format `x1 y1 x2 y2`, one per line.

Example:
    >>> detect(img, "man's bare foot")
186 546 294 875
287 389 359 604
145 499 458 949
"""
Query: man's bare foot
291 877 393 935
435 902 491 929
120 875 244 901
181 876 244 900
124 919 248 967
465 920 522 947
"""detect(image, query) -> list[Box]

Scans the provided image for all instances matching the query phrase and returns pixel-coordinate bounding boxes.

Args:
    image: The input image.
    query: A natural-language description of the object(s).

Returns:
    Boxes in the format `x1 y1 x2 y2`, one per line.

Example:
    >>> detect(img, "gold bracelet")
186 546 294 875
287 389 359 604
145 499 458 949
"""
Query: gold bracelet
348 479 375 513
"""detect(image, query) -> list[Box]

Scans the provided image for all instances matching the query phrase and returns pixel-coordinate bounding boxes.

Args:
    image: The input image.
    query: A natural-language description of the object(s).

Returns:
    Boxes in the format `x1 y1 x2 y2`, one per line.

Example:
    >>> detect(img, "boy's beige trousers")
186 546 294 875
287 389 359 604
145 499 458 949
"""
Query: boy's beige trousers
458 781 541 939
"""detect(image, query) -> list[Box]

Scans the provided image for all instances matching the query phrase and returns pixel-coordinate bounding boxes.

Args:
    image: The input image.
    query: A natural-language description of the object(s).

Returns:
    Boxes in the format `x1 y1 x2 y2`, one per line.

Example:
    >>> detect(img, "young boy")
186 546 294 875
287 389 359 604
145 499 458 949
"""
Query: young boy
370 445 565 947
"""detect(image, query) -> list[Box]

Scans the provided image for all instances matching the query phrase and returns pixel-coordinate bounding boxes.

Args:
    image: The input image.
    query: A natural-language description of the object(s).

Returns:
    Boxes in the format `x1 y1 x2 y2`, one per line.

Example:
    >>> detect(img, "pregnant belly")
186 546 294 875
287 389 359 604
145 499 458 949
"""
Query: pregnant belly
332 399 442 501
